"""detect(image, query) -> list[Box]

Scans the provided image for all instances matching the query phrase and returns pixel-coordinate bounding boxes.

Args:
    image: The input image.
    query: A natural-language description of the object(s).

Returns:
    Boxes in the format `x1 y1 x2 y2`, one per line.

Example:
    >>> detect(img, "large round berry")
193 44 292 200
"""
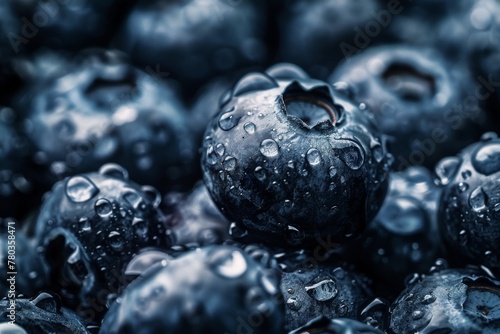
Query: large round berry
161 181 229 247
100 245 284 334
114 0 268 94
330 45 488 170
201 64 392 247
280 259 373 332
289 315 384 334
0 291 94 334
390 268 500 333
437 133 500 270
276 0 381 78
34 164 167 319
342 166 444 297
16 49 196 192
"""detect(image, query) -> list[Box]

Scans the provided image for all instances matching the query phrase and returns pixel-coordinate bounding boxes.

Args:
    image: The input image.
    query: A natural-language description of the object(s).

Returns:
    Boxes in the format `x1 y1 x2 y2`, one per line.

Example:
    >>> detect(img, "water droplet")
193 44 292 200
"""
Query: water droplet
233 73 278 97
371 143 384 163
481 132 498 141
219 111 240 131
458 182 469 193
79 217 91 232
98 163 129 180
459 230 468 246
435 157 460 185
209 249 247 279
260 139 279 157
215 143 225 156
123 190 143 209
412 310 424 320
305 279 338 302
472 143 500 175
287 297 301 311
141 185 161 208
243 122 256 134
254 166 266 181
206 146 218 165
223 156 237 172
306 148 321 166
359 102 367 110
132 217 148 236
108 231 123 250
421 294 436 305
337 302 348 316
66 176 98 203
284 225 305 246
329 166 337 178
229 222 248 239
95 198 113 217
469 187 486 212
337 142 364 170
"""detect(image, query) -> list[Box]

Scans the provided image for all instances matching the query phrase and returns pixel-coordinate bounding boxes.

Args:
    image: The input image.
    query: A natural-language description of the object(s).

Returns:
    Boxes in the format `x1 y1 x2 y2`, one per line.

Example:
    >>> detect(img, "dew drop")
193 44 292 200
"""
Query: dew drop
108 231 123 251
337 142 364 170
223 156 237 172
284 225 305 246
229 222 248 239
458 182 469 193
98 163 129 180
95 198 113 217
66 176 99 203
306 148 321 166
472 143 500 175
206 146 218 165
79 217 91 232
305 279 338 302
287 297 301 311
260 139 279 157
421 294 436 305
209 249 247 279
469 187 486 212
254 166 266 181
132 217 148 236
243 122 256 134
215 143 226 156
329 166 337 178
412 310 424 320
481 132 498 141
219 111 240 131
337 302 349 316
435 157 460 185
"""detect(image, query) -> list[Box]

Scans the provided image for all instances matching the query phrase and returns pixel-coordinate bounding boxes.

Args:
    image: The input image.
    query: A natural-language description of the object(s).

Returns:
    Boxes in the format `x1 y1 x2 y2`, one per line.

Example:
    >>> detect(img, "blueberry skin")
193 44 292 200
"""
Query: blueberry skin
17 49 196 192
277 0 381 78
114 0 268 94
436 133 500 271
289 315 384 334
0 219 48 298
343 167 444 297
389 268 500 334
34 164 167 317
100 245 284 334
161 181 230 247
280 261 373 332
201 64 392 247
0 292 93 334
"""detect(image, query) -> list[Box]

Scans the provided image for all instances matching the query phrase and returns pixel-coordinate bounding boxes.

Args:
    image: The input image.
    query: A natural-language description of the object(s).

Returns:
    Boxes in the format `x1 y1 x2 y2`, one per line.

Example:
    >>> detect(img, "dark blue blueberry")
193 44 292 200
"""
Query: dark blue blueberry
341 166 444 298
390 268 500 334
34 164 168 320
0 291 96 333
161 181 229 247
436 133 500 271
16 49 196 192
100 245 284 334
114 0 268 95
201 64 392 247
330 45 488 170
289 315 385 334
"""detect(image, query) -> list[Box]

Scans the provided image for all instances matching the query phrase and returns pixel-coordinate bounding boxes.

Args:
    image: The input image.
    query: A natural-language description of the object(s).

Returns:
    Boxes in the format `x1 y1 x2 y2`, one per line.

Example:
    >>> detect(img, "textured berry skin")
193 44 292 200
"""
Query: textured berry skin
161 181 229 247
0 220 48 298
280 260 373 332
277 0 381 78
100 245 284 334
289 315 384 334
437 133 500 271
17 49 196 192
343 167 444 298
34 164 167 316
114 0 268 94
202 64 392 247
0 292 93 334
390 268 500 334
330 45 488 170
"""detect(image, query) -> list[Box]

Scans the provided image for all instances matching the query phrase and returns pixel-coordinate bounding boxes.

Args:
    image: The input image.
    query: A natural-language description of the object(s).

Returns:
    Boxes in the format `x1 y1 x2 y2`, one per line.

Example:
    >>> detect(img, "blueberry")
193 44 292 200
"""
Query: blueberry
0 219 48 298
437 133 500 271
100 245 284 334
341 166 444 298
289 315 385 334
34 164 168 319
114 0 268 95
390 268 500 333
330 45 488 170
277 0 381 78
0 291 95 334
279 253 374 332
16 49 196 192
201 64 392 247
161 181 229 247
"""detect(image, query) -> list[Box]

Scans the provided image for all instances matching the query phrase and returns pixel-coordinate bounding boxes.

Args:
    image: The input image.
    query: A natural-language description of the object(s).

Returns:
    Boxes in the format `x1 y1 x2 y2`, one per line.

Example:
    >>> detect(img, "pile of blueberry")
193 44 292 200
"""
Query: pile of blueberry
2 0 500 333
